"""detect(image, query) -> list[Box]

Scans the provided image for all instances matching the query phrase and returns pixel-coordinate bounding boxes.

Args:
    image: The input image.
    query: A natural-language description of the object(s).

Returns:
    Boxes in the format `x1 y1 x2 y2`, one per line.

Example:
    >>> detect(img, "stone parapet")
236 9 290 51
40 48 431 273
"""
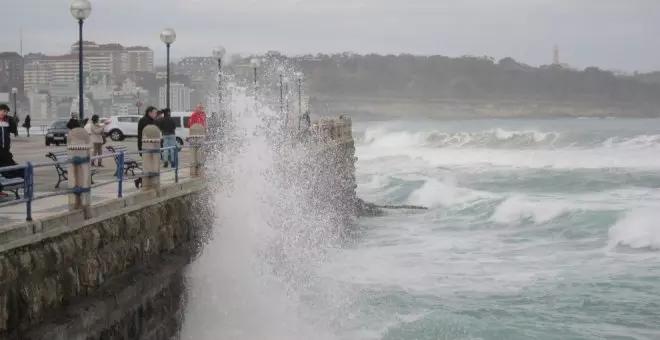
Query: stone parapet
0 179 209 339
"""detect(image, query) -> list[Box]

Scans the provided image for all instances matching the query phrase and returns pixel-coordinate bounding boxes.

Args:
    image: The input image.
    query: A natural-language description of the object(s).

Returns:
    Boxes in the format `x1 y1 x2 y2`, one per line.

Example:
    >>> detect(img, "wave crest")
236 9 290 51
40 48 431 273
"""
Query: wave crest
362 127 660 150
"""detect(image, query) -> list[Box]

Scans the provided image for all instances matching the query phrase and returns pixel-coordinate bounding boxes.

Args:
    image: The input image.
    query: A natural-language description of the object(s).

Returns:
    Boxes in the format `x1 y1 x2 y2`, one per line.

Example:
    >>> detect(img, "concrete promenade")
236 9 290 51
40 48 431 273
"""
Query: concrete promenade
0 136 195 226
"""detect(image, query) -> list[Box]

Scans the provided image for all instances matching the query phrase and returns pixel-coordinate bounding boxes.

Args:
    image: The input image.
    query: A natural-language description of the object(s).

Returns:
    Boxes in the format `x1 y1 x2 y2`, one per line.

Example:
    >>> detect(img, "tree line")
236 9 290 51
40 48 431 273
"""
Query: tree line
265 53 660 105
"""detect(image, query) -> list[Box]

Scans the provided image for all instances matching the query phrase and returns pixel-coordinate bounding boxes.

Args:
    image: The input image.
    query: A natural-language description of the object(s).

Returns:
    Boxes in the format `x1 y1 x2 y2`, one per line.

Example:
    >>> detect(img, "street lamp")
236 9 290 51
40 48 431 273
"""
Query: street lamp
11 88 17 118
295 72 303 129
212 46 226 119
160 28 176 110
70 0 92 121
283 77 290 121
277 66 285 114
250 58 260 100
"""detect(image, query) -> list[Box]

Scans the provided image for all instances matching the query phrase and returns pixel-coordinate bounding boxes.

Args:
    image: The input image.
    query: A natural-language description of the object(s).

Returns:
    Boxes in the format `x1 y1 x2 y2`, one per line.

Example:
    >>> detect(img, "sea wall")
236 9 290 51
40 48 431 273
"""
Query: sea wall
0 179 208 340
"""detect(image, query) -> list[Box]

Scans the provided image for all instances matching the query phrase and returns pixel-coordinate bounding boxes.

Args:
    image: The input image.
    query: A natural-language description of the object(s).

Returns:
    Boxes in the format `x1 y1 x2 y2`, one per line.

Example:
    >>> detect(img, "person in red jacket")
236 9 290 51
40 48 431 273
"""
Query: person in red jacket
187 104 207 128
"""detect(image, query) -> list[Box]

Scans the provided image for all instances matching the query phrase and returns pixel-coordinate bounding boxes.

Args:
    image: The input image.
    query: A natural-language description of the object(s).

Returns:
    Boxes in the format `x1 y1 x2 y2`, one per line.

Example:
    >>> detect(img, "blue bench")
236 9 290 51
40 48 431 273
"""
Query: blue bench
45 151 99 188
106 145 142 177
0 174 23 199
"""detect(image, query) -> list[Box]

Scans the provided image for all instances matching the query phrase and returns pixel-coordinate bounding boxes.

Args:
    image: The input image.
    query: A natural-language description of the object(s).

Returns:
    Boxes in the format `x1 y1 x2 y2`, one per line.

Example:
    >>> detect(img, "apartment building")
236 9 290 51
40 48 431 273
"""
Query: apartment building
159 82 191 112
71 41 154 80
0 52 24 97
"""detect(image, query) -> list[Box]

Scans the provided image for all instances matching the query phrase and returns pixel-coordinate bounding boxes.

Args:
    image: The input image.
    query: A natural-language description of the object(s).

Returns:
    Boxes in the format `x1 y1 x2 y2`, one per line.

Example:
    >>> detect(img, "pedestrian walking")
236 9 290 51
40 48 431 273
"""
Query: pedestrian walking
22 114 31 137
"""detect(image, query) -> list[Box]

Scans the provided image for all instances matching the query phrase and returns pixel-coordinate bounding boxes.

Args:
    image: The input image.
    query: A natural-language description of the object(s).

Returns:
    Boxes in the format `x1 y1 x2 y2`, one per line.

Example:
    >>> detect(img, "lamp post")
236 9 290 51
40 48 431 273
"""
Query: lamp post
250 58 260 101
70 0 92 121
283 77 290 122
160 28 176 110
277 66 285 115
11 88 17 119
295 72 303 129
212 46 226 120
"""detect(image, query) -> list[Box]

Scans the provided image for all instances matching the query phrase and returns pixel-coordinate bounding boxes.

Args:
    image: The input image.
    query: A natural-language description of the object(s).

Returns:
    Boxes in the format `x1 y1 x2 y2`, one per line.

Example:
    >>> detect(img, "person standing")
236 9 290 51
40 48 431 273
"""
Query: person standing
187 104 207 128
0 104 23 197
86 115 105 167
157 108 177 168
22 114 31 137
66 112 80 130
134 106 158 188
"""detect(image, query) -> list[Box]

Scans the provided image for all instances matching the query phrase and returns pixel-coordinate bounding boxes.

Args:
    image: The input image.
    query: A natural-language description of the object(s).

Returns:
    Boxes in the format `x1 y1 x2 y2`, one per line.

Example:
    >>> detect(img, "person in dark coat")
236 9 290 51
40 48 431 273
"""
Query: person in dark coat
22 114 31 137
66 112 81 130
0 104 23 197
157 108 177 168
134 106 158 188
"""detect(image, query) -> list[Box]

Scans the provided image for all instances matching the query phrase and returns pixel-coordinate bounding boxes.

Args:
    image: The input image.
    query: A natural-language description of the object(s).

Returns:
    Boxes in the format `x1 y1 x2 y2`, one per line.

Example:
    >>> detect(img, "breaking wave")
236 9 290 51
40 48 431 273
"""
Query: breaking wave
361 126 660 149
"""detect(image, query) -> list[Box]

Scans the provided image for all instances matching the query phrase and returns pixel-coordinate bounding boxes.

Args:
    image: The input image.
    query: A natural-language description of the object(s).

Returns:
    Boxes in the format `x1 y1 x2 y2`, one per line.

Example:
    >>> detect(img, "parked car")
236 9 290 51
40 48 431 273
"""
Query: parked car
44 119 69 146
103 113 194 144
103 115 142 141
169 111 193 146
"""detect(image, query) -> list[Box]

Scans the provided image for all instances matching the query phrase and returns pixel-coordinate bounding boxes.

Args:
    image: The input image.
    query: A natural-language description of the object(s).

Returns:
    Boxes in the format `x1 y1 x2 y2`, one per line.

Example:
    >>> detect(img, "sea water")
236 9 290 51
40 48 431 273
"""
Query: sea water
182 113 660 340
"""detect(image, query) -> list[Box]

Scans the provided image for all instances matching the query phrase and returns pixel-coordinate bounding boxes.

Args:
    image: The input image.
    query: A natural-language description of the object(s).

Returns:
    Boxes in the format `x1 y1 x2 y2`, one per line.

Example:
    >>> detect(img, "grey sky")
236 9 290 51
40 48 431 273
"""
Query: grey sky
2 0 659 72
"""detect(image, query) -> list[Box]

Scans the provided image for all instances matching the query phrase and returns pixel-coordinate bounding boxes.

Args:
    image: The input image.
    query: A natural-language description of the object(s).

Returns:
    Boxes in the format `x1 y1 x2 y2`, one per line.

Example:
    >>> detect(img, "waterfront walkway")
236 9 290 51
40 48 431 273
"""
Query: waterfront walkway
0 136 195 225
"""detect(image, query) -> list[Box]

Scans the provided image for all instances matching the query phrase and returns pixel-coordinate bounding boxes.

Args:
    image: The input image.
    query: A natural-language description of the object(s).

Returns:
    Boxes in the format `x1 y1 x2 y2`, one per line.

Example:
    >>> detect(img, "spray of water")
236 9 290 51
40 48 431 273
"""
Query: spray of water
179 79 353 339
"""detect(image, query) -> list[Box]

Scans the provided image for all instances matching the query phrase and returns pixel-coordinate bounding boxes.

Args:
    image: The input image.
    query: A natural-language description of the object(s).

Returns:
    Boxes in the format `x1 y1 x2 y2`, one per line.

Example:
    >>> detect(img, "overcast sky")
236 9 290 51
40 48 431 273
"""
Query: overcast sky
2 0 659 72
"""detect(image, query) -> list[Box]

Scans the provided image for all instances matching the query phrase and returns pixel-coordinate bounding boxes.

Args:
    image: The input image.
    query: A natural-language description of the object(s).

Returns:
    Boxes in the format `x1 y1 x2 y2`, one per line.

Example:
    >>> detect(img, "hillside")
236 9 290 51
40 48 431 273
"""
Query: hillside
272 53 660 117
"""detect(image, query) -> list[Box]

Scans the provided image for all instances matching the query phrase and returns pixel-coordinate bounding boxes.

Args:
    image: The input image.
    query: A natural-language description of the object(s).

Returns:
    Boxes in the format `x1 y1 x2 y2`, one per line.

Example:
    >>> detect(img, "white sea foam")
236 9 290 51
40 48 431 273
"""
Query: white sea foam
608 208 660 250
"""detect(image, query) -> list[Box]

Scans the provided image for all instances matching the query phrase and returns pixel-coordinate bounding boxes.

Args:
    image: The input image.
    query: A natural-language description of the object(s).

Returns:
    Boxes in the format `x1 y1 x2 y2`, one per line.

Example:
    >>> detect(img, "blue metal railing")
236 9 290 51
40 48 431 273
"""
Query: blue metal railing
0 142 209 221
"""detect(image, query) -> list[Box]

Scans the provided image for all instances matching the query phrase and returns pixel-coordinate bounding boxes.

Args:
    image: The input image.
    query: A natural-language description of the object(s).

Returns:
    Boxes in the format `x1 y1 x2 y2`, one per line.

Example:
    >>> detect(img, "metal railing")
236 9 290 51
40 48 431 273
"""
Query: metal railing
0 143 207 221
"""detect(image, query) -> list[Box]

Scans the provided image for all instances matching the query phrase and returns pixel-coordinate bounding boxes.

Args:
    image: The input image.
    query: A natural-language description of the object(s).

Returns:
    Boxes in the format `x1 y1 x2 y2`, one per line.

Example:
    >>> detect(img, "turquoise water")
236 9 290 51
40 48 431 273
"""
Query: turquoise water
182 116 660 340
327 118 660 340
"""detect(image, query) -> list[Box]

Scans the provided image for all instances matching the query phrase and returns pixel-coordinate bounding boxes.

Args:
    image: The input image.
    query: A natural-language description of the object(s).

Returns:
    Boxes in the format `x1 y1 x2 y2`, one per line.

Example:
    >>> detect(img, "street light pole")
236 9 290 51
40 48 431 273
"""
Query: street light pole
250 58 260 102
277 66 285 115
295 72 303 129
212 46 226 120
160 28 176 110
11 88 17 119
70 0 92 121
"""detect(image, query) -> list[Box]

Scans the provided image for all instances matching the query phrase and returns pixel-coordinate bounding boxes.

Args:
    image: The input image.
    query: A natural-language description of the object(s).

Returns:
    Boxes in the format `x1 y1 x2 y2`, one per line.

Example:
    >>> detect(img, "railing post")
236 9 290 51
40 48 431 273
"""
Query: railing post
67 128 91 211
141 125 162 191
188 123 206 178
173 145 179 183
117 151 124 198
24 162 33 221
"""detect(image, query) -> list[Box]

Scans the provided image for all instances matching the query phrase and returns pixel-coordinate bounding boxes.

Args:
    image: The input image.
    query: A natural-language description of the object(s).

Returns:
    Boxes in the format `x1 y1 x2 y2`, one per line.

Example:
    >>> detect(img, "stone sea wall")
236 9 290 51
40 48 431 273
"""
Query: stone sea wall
0 179 209 340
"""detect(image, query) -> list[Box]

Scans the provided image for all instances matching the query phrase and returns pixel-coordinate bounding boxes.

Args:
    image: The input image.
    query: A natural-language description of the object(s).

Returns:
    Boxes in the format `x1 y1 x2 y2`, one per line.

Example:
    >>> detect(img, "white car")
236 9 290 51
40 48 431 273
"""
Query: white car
104 113 192 145
104 115 142 141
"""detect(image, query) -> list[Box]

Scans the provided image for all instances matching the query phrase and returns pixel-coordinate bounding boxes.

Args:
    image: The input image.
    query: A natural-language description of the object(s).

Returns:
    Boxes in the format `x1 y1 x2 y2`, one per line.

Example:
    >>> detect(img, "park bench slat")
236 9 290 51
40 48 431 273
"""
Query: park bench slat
0 173 24 199
106 145 142 177
45 151 99 188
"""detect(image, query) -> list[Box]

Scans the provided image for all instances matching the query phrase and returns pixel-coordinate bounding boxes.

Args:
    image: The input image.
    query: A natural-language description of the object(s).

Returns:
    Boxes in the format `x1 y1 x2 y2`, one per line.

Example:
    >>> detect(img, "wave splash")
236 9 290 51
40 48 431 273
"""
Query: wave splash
180 87 350 339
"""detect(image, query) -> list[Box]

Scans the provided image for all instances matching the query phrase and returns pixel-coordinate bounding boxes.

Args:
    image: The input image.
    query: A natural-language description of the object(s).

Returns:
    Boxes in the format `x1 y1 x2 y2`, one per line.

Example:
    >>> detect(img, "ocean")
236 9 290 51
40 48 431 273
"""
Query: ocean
181 115 660 340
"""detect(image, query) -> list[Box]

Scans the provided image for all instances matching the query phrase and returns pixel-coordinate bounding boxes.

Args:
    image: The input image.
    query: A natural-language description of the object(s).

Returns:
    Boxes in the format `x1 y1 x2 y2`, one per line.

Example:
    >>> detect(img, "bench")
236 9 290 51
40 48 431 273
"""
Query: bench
45 151 99 188
106 145 142 177
0 173 24 199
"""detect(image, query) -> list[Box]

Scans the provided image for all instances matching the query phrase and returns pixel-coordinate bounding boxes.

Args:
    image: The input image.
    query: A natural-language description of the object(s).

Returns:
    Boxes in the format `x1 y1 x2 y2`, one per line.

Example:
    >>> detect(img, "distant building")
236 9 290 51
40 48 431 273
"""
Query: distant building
0 52 24 97
159 82 191 112
70 41 154 80
29 54 91 83
23 62 53 92
27 89 51 120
